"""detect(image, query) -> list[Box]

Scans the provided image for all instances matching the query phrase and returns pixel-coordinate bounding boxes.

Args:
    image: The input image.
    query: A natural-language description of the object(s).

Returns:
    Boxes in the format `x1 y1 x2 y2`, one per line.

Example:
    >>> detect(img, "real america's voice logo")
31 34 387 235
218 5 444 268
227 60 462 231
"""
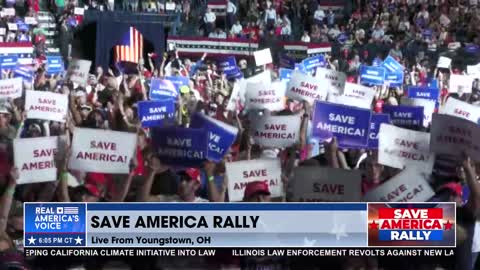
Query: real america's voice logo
368 203 456 247
24 203 86 247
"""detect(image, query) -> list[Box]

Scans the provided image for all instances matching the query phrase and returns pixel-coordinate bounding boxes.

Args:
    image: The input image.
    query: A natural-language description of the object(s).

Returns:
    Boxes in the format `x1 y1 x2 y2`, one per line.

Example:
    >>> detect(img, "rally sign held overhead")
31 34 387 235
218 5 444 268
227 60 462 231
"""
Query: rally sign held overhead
137 100 175 128
67 59 91 85
246 80 286 111
14 136 58 184
0 55 18 69
289 167 362 202
69 128 137 174
382 56 404 87
440 97 480 124
378 124 434 173
25 90 68 122
254 48 272 66
287 71 327 104
407 86 439 100
190 113 238 162
46 56 65 75
302 55 325 72
334 82 375 109
149 78 178 100
368 113 391 149
279 68 293 82
315 67 346 98
359 65 385 86
449 74 473 94
430 114 480 161
0 77 22 99
226 159 283 202
151 127 208 167
382 105 424 130
363 168 435 202
437 56 452 68
251 115 301 148
401 97 436 128
312 101 372 148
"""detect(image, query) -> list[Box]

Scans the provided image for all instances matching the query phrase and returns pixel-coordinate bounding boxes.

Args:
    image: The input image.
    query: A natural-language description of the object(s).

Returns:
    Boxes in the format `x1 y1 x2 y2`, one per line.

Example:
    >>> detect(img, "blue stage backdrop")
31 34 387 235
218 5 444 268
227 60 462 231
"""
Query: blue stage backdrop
81 11 166 69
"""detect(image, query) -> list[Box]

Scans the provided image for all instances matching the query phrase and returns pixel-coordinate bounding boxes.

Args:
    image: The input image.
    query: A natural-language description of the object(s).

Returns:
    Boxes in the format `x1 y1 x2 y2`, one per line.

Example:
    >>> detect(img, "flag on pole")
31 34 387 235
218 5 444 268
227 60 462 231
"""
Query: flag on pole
113 26 143 64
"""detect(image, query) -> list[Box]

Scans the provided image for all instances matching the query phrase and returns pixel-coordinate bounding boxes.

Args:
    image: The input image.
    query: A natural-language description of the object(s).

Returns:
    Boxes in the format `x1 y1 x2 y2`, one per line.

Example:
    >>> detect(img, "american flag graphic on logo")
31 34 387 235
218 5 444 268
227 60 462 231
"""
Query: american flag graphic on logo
114 26 143 64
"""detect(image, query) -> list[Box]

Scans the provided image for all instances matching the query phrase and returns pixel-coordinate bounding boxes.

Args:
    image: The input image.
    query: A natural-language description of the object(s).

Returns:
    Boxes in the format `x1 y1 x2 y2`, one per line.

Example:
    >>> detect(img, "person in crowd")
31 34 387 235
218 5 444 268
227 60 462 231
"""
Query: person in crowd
230 19 243 37
203 7 216 37
226 0 237 31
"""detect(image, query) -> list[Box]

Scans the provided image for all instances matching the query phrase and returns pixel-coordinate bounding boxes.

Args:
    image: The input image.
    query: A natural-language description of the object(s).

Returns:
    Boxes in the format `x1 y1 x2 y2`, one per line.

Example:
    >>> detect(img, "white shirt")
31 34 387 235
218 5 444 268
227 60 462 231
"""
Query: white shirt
204 12 216 23
281 24 291 35
265 8 276 21
472 222 480 252
301 34 311 43
227 1 237 14
314 9 325 21
231 23 243 35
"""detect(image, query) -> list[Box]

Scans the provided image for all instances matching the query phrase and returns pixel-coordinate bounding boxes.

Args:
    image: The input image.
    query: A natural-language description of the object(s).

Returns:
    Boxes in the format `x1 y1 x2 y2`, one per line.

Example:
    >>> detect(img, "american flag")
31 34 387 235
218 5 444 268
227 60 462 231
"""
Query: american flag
114 27 143 64
0 42 34 65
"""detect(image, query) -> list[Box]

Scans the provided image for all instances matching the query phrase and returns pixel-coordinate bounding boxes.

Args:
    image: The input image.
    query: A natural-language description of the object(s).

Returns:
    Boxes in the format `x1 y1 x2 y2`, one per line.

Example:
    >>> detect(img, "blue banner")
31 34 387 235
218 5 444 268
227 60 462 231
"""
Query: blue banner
294 63 307 74
359 65 385 86
0 55 18 69
279 68 293 82
218 56 237 75
137 100 176 128
226 66 244 80
279 53 295 69
152 127 208 167
382 56 403 74
14 66 33 80
407 86 440 100
312 101 372 148
190 113 238 162
368 114 391 149
165 76 190 92
46 55 65 75
385 72 404 87
149 78 178 100
372 58 383 67
302 55 325 72
382 105 424 129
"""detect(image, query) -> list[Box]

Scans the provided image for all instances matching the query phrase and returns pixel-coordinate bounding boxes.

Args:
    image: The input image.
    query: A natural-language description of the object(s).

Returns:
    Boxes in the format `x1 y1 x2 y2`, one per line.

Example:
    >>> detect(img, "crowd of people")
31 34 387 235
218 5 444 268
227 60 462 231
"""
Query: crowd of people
1 0 480 269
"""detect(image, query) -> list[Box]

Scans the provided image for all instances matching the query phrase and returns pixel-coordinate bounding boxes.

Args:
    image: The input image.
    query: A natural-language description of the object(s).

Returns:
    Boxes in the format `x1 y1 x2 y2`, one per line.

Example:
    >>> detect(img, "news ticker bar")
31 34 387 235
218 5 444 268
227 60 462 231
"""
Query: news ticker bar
24 203 456 248
24 248 456 257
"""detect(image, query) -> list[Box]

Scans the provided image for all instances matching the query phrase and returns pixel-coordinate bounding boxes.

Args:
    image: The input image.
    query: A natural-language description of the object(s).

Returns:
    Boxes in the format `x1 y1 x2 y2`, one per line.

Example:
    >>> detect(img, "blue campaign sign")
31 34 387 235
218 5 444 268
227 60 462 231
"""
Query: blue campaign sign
294 63 307 74
279 68 293 82
368 114 391 149
383 105 424 129
226 66 244 80
385 72 404 87
190 113 238 162
152 127 208 167
218 56 237 75
279 53 295 69
0 55 18 69
359 65 385 86
24 203 86 247
46 55 65 75
372 57 383 67
312 101 372 148
407 86 440 100
302 55 325 72
382 56 403 74
165 76 190 92
137 100 175 128
149 78 178 100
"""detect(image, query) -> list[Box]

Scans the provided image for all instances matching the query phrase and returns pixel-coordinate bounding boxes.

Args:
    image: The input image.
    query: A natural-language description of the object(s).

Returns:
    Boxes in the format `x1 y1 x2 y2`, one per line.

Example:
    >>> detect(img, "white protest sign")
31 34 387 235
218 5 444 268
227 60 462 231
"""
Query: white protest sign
331 82 375 109
440 97 480 124
24 17 37 25
245 80 285 111
239 70 272 105
437 56 452 68
449 74 473 93
226 81 240 111
467 64 480 75
0 78 23 99
25 90 68 122
378 124 434 173
401 97 436 127
290 167 361 202
7 23 17 31
226 159 283 201
3 8 15 16
0 28 5 35
430 113 480 161
286 71 327 104
69 128 137 174
14 136 58 184
363 168 435 202
251 115 301 148
315 67 346 98
67 59 92 85
74 7 85 15
253 48 272 66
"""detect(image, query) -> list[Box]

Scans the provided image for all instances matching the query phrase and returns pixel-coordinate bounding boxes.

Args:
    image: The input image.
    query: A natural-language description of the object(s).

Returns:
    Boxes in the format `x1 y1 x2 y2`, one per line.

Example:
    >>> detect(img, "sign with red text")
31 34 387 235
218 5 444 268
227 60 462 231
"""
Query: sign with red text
66 59 91 85
68 128 137 173
290 167 361 202
430 114 480 161
251 115 301 148
363 168 435 202
226 159 283 201
25 90 68 122
330 82 375 109
238 71 272 105
287 71 327 104
378 124 434 173
315 67 346 98
449 74 473 94
440 97 480 124
245 81 286 111
14 136 58 184
0 77 22 99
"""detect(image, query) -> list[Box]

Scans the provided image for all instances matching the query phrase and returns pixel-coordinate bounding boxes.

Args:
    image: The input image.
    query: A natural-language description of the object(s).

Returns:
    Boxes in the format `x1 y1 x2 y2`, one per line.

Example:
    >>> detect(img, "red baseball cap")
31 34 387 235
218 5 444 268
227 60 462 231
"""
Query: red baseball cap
243 181 271 199
439 182 462 197
185 168 201 183
84 183 102 198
